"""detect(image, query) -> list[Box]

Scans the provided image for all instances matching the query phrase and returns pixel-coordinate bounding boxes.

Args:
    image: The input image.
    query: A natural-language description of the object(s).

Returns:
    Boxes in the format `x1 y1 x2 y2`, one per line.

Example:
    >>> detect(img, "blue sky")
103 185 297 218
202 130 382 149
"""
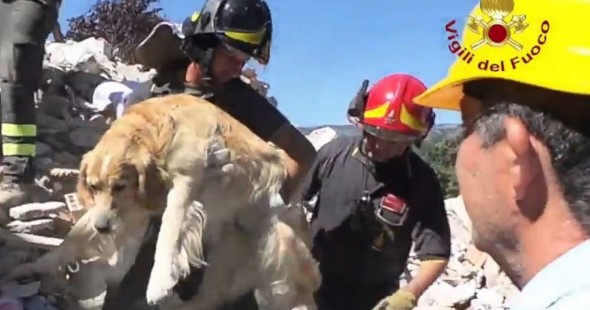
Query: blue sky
57 0 479 127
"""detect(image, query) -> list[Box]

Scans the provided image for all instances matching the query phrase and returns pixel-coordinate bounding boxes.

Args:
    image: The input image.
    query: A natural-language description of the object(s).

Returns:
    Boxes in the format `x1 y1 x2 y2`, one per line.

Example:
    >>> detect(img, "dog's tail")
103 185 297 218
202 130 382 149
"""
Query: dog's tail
262 219 321 290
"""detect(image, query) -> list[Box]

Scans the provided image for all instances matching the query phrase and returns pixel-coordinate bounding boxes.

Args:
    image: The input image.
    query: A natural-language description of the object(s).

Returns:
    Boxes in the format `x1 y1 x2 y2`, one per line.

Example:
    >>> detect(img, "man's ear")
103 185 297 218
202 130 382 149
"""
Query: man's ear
76 153 93 208
504 117 539 201
185 62 203 86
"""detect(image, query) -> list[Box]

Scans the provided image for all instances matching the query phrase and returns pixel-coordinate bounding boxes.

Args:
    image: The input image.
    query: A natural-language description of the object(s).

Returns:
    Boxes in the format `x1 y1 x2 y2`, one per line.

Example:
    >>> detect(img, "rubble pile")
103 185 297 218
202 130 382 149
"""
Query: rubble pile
406 196 519 310
0 38 518 309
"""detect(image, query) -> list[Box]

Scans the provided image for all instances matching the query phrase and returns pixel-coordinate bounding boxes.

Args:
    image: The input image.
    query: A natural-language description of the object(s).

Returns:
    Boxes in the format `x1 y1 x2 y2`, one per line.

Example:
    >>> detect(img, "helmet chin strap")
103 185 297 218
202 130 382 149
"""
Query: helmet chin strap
180 34 219 91
414 111 436 148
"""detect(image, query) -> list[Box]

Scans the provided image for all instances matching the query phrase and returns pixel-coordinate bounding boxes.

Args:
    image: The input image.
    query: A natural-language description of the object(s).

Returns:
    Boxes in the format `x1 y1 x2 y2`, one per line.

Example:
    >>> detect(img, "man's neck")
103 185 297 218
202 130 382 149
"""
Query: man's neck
515 214 588 288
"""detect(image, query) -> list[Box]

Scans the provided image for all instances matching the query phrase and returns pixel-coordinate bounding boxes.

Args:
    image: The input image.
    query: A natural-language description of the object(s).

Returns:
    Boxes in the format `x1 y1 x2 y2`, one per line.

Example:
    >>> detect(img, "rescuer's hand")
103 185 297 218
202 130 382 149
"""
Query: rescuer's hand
372 289 417 310
205 135 234 177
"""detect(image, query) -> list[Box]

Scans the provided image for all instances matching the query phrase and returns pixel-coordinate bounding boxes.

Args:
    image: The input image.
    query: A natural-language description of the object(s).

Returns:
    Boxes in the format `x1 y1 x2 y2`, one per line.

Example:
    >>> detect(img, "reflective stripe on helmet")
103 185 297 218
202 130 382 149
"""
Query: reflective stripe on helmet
225 28 267 45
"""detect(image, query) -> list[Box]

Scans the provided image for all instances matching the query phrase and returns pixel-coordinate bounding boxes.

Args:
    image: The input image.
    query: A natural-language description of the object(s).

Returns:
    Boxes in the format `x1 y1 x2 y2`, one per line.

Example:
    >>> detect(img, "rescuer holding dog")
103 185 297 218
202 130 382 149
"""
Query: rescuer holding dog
102 0 317 309
301 73 451 310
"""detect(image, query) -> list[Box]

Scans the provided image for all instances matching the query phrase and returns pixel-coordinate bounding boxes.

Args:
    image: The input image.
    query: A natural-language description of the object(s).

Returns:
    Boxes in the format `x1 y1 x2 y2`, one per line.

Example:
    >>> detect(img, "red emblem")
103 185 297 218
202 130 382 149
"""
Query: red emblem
380 194 407 214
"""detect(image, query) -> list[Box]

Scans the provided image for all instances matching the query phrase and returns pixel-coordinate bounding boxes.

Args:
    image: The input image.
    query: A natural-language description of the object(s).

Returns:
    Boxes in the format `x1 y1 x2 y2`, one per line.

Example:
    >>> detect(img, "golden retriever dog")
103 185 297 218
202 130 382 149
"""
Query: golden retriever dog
3 93 320 309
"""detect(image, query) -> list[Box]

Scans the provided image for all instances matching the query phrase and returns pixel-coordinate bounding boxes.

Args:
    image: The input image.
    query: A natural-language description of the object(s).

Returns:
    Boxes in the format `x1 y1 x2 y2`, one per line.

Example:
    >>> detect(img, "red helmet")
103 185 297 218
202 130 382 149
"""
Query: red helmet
348 74 435 141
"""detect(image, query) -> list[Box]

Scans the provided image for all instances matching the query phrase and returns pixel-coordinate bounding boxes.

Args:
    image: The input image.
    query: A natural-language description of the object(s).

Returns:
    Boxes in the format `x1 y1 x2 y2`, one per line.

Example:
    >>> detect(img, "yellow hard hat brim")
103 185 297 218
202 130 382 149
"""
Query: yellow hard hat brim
414 79 464 111
415 59 590 111
414 73 514 111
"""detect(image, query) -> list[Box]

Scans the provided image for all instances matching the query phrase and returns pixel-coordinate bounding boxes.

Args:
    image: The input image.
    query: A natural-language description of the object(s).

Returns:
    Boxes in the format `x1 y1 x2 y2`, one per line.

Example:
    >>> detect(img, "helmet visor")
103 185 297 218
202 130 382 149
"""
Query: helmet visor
220 43 251 63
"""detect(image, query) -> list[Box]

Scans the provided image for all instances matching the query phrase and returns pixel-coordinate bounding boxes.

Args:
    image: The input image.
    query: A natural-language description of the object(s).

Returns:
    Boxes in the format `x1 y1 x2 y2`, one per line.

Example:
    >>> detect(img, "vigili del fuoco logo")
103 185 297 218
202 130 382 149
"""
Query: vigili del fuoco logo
445 0 550 71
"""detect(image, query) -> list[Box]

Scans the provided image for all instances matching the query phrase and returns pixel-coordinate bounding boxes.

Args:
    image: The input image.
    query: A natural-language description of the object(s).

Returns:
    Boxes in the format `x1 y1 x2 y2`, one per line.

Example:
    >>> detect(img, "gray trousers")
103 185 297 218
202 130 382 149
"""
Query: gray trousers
0 0 59 182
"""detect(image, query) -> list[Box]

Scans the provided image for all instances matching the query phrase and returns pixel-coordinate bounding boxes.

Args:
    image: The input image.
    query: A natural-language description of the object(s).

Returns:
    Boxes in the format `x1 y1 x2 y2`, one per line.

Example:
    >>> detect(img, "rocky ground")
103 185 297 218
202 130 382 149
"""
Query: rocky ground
0 38 517 309
406 196 519 309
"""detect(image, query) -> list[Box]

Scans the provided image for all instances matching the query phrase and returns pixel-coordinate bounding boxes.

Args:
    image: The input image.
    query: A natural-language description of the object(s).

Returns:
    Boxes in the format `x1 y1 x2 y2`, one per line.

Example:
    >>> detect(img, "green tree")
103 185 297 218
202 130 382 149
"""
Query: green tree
421 132 461 198
66 0 165 64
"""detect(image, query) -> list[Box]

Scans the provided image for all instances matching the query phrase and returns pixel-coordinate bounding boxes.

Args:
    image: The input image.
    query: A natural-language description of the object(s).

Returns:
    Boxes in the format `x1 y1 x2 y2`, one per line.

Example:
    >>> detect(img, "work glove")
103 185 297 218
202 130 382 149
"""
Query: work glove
372 289 417 310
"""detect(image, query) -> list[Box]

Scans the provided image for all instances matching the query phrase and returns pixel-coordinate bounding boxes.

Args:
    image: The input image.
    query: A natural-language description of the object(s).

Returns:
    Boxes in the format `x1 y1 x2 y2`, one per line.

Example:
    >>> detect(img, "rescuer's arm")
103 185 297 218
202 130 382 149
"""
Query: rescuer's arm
404 259 448 299
295 139 339 214
405 167 451 298
270 123 317 203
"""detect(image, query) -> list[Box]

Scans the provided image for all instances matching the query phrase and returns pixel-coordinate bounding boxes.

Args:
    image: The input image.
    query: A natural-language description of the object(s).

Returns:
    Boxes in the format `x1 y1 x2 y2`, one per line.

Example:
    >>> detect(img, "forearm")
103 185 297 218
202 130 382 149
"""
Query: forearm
268 124 317 204
403 259 448 298
280 153 313 204
52 23 64 42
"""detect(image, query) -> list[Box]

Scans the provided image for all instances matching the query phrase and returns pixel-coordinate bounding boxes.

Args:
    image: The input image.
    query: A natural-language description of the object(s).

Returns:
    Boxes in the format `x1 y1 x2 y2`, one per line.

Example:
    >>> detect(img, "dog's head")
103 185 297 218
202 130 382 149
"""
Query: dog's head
77 143 168 234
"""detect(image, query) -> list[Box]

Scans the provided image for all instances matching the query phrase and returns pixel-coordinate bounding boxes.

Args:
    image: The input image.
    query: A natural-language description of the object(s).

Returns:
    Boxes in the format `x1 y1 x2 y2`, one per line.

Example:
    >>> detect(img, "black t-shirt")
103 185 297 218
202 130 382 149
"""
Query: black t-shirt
212 78 289 141
148 77 289 142
301 135 451 289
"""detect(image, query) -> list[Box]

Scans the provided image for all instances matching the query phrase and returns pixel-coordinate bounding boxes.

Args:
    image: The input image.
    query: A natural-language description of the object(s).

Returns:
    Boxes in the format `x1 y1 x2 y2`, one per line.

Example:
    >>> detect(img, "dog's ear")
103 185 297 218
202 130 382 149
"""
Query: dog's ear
134 151 168 211
76 153 93 208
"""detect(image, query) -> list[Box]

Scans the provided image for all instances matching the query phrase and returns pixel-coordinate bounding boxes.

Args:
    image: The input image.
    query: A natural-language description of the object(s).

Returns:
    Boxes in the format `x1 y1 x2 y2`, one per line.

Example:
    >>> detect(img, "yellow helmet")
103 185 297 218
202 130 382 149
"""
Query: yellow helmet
415 0 590 110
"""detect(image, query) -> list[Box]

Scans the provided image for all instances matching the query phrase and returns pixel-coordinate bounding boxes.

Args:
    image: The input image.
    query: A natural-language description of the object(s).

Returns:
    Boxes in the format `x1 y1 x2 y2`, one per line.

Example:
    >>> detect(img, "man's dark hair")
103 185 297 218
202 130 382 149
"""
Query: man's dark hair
465 79 590 233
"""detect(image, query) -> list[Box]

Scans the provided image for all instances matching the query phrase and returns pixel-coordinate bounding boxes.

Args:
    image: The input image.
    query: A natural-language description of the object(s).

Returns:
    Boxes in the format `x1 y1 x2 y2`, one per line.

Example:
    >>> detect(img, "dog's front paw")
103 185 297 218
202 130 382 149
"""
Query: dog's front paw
145 265 177 305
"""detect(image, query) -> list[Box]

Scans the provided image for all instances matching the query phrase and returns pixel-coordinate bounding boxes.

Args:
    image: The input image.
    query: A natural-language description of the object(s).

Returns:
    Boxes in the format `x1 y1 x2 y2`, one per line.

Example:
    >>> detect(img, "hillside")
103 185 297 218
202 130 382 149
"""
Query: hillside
299 123 462 151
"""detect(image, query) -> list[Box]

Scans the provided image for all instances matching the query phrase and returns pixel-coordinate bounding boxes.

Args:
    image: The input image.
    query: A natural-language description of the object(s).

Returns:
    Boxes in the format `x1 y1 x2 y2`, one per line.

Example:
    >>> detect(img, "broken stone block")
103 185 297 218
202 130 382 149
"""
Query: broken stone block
9 202 67 221
449 281 478 308
7 219 55 234
0 281 40 298
472 288 507 309
11 233 63 249
64 193 85 222
463 245 487 270
69 129 102 149
23 295 58 310
482 258 502 287
36 142 52 157
0 249 33 276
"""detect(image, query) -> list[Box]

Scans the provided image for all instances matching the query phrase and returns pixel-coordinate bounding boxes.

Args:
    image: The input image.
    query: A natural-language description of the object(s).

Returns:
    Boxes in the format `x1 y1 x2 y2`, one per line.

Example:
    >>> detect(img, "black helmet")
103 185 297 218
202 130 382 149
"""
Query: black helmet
183 0 272 65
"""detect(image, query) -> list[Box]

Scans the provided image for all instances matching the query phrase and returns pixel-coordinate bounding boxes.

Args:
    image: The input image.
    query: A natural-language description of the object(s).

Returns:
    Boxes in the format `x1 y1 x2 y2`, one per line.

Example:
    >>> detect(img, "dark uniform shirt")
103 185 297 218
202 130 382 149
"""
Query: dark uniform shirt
147 76 288 141
301 135 451 297
212 78 287 141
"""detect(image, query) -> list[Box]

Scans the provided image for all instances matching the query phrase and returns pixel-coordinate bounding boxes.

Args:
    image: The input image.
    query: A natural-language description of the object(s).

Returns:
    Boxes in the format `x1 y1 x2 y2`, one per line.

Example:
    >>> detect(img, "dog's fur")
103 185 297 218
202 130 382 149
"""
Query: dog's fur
3 94 320 309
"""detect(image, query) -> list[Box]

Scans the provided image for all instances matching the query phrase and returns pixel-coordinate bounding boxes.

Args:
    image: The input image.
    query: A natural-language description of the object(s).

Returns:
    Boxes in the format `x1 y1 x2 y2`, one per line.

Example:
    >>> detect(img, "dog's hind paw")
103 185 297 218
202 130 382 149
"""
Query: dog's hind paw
145 266 178 305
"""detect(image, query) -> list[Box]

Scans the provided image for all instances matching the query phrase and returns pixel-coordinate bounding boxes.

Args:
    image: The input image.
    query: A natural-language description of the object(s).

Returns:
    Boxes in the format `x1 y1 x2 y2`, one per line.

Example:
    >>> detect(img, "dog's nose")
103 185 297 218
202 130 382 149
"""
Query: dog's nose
94 217 113 233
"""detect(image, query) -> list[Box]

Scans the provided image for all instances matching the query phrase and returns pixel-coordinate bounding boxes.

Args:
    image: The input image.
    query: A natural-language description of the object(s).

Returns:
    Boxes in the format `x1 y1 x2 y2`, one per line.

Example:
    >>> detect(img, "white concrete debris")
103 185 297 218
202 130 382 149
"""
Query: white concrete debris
7 219 55 234
403 196 519 310
44 37 150 82
306 126 337 150
9 202 67 221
